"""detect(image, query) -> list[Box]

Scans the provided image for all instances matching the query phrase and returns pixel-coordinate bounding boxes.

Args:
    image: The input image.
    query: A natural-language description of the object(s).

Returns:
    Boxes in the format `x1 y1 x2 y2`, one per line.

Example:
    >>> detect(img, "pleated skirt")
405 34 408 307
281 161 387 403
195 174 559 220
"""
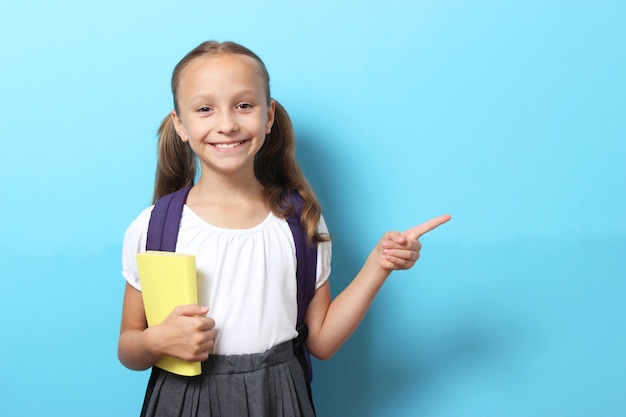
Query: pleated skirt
140 340 316 417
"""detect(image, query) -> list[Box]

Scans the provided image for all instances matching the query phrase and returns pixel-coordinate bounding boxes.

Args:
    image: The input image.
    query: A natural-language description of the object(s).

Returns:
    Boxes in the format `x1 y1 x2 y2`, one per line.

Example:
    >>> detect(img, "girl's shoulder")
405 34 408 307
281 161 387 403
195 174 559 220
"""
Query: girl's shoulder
122 205 154 251
121 205 154 289
127 204 154 229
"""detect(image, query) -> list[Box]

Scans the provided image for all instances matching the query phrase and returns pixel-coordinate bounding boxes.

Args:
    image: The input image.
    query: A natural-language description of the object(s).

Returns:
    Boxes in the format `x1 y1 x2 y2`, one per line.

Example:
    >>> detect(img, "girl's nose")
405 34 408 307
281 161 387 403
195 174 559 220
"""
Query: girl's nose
216 110 238 133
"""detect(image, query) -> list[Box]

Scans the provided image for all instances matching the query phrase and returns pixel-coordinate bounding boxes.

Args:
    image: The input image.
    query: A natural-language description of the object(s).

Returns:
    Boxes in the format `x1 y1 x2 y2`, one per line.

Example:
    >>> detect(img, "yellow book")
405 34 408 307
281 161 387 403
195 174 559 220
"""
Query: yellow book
136 250 201 376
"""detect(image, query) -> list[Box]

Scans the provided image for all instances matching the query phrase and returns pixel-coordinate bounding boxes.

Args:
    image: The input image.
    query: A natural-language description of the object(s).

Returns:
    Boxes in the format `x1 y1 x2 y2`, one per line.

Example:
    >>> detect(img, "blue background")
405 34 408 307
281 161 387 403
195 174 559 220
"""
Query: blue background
1 1 625 416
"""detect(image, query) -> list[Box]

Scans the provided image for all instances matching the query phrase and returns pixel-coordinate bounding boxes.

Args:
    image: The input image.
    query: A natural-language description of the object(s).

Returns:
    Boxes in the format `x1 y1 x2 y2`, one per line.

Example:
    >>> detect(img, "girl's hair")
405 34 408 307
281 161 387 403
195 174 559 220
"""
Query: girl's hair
153 41 329 244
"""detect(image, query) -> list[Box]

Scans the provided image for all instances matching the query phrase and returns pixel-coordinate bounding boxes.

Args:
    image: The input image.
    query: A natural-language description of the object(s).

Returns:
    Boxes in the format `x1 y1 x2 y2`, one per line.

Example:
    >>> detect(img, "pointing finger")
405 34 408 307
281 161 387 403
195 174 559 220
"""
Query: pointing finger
404 214 451 240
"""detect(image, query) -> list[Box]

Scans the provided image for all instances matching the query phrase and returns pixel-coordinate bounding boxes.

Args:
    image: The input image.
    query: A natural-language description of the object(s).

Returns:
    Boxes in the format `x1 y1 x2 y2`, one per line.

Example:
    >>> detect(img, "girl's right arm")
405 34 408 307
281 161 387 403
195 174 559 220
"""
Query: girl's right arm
118 283 216 370
304 215 451 360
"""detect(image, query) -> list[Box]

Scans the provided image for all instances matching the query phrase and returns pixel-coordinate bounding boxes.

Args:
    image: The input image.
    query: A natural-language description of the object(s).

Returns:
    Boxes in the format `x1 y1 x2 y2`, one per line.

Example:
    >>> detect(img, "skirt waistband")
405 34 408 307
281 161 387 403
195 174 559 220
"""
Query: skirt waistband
201 340 295 375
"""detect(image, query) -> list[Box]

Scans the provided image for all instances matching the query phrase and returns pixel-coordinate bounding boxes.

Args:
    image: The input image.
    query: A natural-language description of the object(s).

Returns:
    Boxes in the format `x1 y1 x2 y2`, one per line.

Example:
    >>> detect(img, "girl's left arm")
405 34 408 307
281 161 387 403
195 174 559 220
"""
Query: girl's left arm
304 214 450 360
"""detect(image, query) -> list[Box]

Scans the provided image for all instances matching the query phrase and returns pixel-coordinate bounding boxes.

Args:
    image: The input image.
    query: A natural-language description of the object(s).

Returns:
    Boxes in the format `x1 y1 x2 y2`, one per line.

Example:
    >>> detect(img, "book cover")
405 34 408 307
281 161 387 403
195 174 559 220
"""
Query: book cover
136 250 202 376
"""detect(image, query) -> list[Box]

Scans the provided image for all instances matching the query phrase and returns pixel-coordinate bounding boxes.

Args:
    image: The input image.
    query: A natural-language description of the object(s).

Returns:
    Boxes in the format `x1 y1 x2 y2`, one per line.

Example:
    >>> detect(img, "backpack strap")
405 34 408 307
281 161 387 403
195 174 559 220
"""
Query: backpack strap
146 186 193 252
284 193 318 325
145 187 318 384
285 192 318 385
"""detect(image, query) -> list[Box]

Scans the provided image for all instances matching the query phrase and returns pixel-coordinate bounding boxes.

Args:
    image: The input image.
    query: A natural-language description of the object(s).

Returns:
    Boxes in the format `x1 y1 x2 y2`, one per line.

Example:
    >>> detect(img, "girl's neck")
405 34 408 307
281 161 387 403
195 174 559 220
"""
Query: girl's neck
185 173 270 229
194 172 264 198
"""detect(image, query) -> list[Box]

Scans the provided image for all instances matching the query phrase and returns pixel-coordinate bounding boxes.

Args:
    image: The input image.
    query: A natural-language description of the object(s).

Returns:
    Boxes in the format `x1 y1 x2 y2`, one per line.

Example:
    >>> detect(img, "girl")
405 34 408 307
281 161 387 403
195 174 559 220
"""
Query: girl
118 41 450 417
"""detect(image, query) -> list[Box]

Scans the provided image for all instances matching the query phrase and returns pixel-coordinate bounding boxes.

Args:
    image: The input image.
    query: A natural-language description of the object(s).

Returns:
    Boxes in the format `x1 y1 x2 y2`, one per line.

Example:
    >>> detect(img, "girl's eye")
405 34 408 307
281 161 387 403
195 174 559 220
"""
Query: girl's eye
197 106 212 113
237 103 253 110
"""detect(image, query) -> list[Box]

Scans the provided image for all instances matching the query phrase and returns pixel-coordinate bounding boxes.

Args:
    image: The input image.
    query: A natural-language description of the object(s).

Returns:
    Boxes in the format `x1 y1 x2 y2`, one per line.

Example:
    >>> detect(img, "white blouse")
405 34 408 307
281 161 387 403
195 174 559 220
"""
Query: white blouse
122 204 332 355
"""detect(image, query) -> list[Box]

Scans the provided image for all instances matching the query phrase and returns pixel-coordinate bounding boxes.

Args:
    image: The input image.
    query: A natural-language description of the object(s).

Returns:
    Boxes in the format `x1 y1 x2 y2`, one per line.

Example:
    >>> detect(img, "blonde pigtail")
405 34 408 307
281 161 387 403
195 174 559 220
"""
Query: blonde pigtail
257 101 330 245
152 114 196 203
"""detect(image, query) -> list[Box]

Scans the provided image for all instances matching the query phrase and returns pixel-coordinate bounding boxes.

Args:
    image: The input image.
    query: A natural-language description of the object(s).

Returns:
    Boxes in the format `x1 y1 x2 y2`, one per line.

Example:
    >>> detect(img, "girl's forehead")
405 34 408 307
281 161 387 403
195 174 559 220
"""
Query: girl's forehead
176 53 268 99
183 54 264 83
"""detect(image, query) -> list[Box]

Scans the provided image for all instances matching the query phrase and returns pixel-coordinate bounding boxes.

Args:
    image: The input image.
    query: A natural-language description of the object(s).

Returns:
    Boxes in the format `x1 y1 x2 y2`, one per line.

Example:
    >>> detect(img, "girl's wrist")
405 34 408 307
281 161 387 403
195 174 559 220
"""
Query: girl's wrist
142 326 162 359
365 251 392 284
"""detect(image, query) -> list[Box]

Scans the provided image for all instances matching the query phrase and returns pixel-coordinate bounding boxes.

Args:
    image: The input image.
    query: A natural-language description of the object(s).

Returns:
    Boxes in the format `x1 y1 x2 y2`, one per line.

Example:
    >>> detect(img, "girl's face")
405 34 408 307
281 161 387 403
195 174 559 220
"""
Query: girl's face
172 54 275 178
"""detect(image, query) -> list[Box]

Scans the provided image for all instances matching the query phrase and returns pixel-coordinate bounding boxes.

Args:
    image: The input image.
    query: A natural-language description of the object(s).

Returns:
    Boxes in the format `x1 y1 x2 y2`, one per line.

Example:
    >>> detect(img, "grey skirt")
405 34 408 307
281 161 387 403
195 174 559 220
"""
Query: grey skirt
140 340 316 417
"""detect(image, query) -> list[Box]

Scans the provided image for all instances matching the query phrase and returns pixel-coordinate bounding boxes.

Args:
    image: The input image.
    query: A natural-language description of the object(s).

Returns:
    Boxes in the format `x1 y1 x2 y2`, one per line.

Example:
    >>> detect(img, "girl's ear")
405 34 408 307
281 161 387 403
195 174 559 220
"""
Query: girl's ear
265 99 276 134
171 110 188 142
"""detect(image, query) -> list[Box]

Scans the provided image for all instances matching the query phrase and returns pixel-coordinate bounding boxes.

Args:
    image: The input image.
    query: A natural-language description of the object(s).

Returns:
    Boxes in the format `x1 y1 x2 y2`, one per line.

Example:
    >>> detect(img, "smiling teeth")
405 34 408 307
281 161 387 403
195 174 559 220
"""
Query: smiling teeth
214 142 242 149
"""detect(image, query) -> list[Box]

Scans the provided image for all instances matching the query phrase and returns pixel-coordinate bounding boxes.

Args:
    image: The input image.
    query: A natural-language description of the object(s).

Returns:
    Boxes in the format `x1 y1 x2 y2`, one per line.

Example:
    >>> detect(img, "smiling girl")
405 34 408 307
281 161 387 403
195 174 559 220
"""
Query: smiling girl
118 41 450 417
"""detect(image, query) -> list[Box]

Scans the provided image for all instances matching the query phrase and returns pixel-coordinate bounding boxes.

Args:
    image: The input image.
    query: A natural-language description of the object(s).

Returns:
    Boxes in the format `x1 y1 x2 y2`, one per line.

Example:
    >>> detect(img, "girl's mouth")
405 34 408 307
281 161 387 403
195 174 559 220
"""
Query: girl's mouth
212 140 247 150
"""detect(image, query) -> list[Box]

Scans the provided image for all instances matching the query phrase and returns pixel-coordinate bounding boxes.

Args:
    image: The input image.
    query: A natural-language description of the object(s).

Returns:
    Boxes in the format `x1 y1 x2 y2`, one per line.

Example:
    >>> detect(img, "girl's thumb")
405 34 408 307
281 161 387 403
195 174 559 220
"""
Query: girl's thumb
179 304 209 316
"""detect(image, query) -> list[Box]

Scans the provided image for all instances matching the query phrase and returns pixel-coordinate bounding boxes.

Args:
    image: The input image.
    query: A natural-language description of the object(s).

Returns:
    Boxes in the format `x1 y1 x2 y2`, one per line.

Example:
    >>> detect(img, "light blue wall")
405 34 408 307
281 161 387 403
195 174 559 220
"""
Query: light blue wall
1 1 624 416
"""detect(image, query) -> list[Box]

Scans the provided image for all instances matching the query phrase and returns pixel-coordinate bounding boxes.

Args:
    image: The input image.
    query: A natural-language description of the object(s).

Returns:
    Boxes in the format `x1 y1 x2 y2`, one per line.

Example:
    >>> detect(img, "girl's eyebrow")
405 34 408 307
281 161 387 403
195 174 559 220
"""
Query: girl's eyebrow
232 89 261 100
189 93 215 102
189 90 260 102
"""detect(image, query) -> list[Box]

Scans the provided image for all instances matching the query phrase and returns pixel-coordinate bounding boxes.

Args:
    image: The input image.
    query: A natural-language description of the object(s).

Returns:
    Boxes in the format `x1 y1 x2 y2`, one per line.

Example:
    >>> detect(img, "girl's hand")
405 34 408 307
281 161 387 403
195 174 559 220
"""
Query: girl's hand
377 214 451 272
304 214 451 360
144 304 216 362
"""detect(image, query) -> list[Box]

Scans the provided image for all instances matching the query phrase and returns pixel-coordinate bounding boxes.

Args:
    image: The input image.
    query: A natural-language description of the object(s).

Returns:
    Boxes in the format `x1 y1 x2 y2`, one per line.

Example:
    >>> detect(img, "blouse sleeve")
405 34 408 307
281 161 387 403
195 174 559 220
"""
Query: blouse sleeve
121 206 153 291
315 215 332 289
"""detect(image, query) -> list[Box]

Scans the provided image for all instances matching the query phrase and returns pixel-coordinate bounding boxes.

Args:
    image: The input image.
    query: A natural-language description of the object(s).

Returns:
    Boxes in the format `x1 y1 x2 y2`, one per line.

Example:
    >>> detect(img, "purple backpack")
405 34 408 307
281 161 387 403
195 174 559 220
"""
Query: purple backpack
146 186 317 385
